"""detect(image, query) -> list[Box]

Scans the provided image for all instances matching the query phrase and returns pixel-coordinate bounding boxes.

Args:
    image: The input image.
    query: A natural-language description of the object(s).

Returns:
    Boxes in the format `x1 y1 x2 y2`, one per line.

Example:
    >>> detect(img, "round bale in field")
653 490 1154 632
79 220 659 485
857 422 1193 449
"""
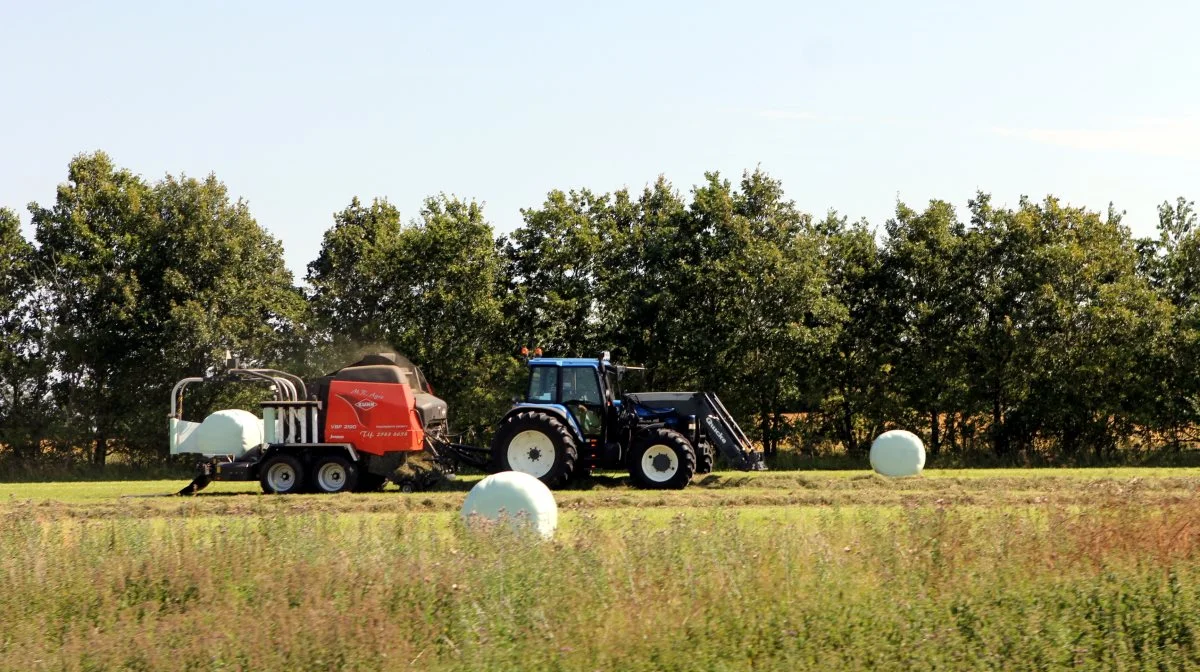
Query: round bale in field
461 471 558 539
869 429 926 477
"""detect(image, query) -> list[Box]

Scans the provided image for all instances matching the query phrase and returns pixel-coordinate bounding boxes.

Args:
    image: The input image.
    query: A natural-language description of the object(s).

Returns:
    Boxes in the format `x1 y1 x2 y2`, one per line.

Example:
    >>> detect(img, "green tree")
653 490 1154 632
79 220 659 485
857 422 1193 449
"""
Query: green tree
309 195 517 437
1026 199 1168 458
306 197 403 349
579 170 842 455
964 194 1169 459
30 152 302 464
0 208 54 459
690 170 837 454
811 212 889 455
31 153 155 463
1148 198 1200 449
502 190 606 356
384 196 517 436
880 200 973 456
597 170 837 454
138 172 306 444
594 178 695 389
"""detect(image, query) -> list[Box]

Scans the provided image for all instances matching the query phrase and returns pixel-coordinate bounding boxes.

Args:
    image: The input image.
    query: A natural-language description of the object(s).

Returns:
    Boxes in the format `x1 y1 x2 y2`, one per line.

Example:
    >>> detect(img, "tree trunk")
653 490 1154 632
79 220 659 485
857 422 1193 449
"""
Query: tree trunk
992 392 1007 457
767 383 782 458
841 403 855 455
929 409 940 457
759 406 774 457
772 411 785 456
93 431 107 466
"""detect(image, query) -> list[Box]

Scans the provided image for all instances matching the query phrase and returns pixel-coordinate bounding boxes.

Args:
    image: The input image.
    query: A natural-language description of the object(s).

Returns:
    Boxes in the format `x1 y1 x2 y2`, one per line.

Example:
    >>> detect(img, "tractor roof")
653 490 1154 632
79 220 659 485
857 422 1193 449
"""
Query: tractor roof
527 357 603 368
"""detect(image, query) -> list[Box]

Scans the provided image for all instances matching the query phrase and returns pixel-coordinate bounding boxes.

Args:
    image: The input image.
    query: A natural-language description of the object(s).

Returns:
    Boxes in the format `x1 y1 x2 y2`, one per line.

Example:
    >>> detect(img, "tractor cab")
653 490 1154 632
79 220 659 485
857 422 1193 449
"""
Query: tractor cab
524 356 618 428
520 353 626 462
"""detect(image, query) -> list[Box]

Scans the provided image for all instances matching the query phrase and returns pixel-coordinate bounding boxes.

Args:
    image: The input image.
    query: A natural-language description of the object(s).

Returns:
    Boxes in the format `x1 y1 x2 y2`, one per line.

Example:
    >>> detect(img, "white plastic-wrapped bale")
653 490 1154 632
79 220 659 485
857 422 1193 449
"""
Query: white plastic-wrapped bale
869 429 926 477
460 471 558 539
195 409 264 459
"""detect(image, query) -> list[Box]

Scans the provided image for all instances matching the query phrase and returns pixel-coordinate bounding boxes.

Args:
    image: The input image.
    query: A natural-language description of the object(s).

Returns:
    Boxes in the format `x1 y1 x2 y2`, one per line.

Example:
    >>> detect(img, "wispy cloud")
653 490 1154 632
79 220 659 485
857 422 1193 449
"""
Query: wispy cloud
757 109 909 126
990 118 1200 158
758 109 824 121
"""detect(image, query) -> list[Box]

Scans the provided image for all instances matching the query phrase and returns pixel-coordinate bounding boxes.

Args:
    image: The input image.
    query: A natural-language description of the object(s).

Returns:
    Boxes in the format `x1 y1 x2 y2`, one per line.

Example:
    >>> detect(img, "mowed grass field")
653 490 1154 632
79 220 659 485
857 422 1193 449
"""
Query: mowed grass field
4 469 1200 671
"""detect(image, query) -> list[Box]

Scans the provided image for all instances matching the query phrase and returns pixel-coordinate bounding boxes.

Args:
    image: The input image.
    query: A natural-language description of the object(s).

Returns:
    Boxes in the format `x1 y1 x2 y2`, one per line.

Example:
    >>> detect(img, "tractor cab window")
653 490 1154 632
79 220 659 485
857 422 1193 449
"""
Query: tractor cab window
560 367 601 405
561 367 604 437
604 369 621 402
527 366 558 402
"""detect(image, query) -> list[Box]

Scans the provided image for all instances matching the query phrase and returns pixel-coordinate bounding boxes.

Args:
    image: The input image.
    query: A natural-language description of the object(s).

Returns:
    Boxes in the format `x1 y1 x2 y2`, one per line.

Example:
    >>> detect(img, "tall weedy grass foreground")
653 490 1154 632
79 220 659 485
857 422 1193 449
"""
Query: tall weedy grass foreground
2 500 1199 671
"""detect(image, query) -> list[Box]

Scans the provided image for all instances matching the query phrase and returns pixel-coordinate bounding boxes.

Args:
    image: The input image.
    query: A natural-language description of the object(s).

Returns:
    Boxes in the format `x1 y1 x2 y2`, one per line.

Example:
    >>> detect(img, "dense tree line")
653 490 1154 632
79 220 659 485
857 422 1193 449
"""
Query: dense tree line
1 152 1197 468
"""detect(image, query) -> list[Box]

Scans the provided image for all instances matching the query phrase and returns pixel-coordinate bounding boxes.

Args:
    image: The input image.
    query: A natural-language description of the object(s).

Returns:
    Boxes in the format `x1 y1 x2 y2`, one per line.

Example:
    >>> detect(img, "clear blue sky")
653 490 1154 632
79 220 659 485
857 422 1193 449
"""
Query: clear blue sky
3 0 1199 278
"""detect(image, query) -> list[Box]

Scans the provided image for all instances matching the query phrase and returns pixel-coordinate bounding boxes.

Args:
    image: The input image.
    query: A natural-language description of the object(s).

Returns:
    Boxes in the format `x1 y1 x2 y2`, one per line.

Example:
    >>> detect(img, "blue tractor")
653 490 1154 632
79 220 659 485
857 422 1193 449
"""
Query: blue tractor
489 352 766 489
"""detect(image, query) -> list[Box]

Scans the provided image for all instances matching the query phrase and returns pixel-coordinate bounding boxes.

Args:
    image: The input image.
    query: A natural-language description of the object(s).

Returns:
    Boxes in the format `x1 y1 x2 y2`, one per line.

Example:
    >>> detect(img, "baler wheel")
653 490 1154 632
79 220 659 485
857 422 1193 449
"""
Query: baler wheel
310 455 358 494
259 454 305 495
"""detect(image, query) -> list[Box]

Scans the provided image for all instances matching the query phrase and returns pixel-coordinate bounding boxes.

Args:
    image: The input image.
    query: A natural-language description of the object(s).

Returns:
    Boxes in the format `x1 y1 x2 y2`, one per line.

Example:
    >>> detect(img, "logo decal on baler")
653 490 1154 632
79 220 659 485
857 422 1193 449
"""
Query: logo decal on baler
336 389 385 425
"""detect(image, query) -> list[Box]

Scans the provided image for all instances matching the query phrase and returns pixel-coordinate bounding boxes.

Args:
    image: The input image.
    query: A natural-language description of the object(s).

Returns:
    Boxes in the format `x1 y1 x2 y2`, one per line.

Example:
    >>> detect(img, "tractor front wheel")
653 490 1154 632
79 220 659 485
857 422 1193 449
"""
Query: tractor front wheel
492 411 579 488
629 428 696 490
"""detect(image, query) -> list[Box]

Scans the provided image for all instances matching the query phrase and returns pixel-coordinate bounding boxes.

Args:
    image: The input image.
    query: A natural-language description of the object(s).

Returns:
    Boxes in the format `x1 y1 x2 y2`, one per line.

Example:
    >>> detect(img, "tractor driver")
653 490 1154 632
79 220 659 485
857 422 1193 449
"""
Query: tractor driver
562 373 603 435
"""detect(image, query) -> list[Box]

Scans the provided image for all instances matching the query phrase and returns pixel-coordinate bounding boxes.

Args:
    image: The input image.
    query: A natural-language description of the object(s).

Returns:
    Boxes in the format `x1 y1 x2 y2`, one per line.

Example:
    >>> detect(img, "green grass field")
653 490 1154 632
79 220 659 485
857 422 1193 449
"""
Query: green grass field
4 468 1200 671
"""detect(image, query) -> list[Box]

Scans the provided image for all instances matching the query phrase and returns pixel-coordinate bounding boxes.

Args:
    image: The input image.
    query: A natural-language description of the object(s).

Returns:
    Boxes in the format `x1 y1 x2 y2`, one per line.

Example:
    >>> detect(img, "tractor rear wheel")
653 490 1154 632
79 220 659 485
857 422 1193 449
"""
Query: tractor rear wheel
491 411 578 488
310 455 358 494
629 428 696 490
259 454 305 495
